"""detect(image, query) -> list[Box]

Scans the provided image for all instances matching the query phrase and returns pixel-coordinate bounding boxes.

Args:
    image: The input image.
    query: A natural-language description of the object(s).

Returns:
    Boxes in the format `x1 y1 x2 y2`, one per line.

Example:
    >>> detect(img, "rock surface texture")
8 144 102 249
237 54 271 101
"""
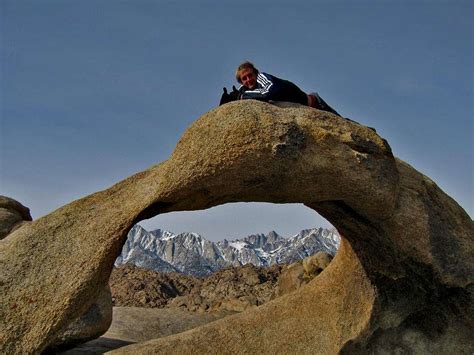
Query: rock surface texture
1 100 472 354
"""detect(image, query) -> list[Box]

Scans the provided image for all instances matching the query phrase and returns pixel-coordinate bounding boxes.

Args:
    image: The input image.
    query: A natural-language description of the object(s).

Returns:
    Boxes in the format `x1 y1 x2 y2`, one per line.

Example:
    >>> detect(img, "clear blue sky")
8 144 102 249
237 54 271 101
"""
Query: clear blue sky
1 0 472 241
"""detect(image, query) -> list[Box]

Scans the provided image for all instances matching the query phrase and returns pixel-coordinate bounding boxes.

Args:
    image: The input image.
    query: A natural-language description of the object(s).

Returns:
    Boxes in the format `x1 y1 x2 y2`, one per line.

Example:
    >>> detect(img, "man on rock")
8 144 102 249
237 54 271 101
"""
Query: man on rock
220 61 340 117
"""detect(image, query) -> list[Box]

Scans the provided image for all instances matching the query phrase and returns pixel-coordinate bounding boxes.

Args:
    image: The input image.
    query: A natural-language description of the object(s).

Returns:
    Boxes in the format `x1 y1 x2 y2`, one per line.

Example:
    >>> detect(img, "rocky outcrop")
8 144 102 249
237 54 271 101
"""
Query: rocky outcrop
0 196 32 240
110 265 197 308
111 254 329 312
1 100 472 354
168 264 282 313
111 264 282 313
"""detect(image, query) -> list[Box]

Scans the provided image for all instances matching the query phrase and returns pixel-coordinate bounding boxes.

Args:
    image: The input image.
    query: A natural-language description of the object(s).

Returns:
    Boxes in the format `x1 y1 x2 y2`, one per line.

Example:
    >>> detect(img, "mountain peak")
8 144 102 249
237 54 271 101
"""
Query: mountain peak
117 225 340 277
149 228 175 240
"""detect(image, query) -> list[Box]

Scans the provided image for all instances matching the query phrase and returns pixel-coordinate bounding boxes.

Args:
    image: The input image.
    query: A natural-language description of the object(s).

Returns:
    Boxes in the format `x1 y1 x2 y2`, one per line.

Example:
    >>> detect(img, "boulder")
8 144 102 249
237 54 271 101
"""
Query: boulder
1 101 472 354
277 252 333 297
302 251 333 277
0 196 32 240
276 261 305 296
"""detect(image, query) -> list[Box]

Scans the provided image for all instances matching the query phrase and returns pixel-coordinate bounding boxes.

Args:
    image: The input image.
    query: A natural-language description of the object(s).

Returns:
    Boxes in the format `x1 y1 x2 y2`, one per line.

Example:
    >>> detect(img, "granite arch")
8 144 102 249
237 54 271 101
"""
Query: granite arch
1 101 472 353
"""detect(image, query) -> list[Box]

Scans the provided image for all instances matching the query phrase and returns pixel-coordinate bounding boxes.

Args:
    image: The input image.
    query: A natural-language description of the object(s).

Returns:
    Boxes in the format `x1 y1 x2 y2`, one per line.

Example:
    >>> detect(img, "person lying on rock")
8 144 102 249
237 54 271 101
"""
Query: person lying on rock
220 61 340 116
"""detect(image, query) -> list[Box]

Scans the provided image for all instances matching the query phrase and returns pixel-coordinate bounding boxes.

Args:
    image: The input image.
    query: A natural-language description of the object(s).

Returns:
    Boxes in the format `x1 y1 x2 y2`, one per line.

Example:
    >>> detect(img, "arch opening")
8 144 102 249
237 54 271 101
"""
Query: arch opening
111 202 342 327
117 202 340 277
131 194 392 283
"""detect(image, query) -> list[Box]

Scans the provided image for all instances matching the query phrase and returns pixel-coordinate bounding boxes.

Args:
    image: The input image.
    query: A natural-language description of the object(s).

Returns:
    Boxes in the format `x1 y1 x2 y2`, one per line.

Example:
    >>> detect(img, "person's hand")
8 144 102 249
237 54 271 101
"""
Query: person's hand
219 86 240 105
229 85 240 101
219 87 231 105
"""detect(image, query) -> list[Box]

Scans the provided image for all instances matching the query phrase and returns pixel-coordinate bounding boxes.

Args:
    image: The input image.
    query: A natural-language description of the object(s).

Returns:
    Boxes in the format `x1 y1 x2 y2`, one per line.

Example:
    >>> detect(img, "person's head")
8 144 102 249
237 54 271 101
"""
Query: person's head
236 61 259 89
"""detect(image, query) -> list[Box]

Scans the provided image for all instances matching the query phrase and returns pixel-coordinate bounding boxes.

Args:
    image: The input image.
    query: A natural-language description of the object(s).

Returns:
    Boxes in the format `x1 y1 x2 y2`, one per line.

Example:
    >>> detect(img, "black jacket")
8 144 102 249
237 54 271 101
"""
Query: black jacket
239 72 308 105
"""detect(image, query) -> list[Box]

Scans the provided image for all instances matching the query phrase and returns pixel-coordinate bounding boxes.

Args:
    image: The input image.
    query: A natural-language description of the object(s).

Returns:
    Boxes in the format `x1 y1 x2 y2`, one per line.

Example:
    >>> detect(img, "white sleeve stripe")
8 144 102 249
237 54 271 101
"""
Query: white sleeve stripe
246 85 272 95
245 73 272 95
258 73 271 86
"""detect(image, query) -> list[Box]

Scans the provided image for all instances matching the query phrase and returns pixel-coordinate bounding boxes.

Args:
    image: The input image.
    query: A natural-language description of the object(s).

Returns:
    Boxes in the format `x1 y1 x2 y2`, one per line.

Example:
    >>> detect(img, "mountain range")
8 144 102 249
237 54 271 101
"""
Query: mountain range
116 225 340 277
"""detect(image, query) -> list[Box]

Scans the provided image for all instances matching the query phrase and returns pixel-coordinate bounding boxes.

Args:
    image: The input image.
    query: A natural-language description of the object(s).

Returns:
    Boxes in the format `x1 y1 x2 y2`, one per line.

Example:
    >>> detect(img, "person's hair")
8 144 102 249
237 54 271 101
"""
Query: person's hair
235 61 259 83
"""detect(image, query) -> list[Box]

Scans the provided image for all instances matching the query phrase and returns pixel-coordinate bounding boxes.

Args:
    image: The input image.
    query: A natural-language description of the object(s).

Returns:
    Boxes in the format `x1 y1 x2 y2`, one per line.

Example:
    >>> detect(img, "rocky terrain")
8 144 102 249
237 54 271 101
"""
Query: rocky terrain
109 265 197 308
1 101 472 354
116 224 340 276
110 263 284 313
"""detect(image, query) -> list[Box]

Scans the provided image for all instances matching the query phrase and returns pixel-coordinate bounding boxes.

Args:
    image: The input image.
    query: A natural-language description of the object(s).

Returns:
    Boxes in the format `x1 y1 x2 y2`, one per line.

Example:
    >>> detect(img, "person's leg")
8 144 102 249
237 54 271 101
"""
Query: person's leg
309 92 341 116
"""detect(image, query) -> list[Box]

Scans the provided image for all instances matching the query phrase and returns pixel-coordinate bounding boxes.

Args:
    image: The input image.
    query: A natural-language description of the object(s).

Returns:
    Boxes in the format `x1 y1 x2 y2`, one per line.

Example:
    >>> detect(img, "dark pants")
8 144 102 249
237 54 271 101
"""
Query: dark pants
308 93 340 116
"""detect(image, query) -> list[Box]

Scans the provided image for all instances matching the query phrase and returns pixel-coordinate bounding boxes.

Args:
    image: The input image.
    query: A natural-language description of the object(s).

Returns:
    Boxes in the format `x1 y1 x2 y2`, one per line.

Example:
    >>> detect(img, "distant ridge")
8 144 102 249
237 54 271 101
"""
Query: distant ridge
116 225 340 277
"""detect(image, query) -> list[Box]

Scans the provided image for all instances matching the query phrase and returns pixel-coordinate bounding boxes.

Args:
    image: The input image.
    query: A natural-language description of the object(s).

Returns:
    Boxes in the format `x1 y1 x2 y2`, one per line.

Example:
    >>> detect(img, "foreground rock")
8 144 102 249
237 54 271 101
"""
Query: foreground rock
1 101 472 353
0 196 112 350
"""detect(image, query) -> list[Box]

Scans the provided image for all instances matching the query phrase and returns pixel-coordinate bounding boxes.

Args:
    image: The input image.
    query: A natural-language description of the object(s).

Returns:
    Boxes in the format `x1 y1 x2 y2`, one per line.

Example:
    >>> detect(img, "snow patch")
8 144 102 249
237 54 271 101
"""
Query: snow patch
229 241 248 252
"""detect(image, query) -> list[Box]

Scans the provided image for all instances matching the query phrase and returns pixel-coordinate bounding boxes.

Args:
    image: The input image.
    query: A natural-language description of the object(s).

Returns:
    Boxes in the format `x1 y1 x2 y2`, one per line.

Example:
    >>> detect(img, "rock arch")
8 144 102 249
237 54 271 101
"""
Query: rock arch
1 101 472 353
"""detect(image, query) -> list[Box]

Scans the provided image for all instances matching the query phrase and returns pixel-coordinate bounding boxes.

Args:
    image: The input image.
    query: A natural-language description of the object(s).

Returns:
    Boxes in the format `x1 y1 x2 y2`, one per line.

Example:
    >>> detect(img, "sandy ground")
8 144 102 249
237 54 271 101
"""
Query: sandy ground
59 307 232 354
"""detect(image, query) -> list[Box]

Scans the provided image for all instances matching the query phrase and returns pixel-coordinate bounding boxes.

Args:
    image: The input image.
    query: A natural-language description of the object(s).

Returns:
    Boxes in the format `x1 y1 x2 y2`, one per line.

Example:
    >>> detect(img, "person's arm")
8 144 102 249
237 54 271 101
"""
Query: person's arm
240 73 275 101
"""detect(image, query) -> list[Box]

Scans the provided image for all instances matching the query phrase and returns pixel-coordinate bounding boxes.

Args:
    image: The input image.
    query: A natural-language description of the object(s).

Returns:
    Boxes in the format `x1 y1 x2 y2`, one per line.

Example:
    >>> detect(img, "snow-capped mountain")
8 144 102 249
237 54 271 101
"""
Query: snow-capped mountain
116 225 340 277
